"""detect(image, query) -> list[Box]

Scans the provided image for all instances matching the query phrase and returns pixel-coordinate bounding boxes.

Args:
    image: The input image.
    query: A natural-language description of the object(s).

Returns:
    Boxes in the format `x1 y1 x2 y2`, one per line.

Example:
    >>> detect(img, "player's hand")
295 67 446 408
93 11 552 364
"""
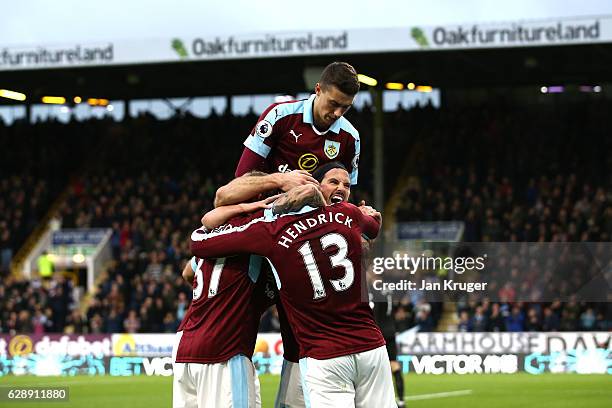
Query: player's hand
358 201 382 222
361 235 373 254
241 194 282 213
275 170 319 191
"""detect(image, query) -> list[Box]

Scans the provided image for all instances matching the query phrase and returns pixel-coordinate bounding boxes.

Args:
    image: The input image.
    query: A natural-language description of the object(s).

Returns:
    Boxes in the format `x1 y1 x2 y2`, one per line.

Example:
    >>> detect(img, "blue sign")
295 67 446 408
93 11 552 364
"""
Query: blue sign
397 222 464 241
52 229 110 246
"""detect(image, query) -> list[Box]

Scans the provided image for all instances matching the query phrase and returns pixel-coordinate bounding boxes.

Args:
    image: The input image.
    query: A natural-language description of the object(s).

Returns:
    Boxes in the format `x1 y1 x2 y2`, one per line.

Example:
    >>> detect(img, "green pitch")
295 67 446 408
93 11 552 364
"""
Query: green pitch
1 373 610 407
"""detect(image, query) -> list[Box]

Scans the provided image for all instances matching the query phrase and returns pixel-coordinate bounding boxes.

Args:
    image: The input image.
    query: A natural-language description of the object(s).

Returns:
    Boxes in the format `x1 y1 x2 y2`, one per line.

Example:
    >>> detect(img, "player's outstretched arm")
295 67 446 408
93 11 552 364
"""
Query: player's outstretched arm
194 185 323 262
214 171 319 207
215 172 278 207
202 194 281 228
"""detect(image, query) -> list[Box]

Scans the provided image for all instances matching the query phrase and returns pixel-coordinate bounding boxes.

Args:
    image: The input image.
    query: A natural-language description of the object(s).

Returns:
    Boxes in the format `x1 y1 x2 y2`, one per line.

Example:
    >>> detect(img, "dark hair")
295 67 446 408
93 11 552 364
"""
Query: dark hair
319 62 360 96
312 161 348 183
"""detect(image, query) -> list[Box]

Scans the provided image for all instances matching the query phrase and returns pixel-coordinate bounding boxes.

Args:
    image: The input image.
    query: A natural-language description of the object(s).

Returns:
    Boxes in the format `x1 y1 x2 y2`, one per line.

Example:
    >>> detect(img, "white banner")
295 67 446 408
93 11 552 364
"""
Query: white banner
1 16 611 71
397 332 612 354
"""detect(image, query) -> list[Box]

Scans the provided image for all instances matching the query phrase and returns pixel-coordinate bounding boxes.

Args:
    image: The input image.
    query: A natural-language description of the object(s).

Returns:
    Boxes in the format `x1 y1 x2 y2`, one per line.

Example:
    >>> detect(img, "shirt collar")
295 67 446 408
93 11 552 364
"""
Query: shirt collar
303 94 342 135
303 94 316 124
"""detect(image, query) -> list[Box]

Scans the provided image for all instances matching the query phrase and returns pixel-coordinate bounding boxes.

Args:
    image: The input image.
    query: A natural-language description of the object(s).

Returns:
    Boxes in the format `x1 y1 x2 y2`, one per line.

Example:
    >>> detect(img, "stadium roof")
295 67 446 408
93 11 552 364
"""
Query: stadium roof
1 44 611 103
3 1 612 103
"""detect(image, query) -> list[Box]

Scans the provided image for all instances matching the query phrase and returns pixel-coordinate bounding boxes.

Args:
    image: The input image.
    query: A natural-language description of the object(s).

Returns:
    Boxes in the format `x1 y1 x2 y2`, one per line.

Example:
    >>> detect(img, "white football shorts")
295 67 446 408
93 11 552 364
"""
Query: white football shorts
172 331 261 408
299 345 396 408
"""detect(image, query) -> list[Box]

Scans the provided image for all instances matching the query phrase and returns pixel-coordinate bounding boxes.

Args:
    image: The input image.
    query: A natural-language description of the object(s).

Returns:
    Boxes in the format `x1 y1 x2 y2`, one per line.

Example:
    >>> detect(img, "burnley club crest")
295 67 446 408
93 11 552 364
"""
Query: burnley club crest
324 140 340 159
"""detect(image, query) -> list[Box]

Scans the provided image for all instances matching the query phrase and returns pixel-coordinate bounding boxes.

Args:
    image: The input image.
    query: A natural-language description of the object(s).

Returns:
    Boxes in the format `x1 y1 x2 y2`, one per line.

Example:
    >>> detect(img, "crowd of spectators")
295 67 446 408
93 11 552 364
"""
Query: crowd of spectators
455 298 608 333
0 119 108 277
0 176 50 275
57 113 241 333
0 274 75 334
0 96 609 335
392 99 611 332
394 100 611 242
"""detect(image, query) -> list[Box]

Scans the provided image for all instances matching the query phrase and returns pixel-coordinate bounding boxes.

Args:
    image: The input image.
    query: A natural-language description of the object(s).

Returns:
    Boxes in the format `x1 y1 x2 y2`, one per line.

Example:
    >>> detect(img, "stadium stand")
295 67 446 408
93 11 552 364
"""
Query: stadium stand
0 119 110 276
0 97 609 335
390 99 611 332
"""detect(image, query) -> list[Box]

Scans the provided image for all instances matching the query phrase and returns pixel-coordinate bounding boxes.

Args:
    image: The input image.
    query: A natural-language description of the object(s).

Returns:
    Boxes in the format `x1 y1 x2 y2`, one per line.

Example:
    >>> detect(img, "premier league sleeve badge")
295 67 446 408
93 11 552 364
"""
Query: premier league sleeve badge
255 120 273 138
